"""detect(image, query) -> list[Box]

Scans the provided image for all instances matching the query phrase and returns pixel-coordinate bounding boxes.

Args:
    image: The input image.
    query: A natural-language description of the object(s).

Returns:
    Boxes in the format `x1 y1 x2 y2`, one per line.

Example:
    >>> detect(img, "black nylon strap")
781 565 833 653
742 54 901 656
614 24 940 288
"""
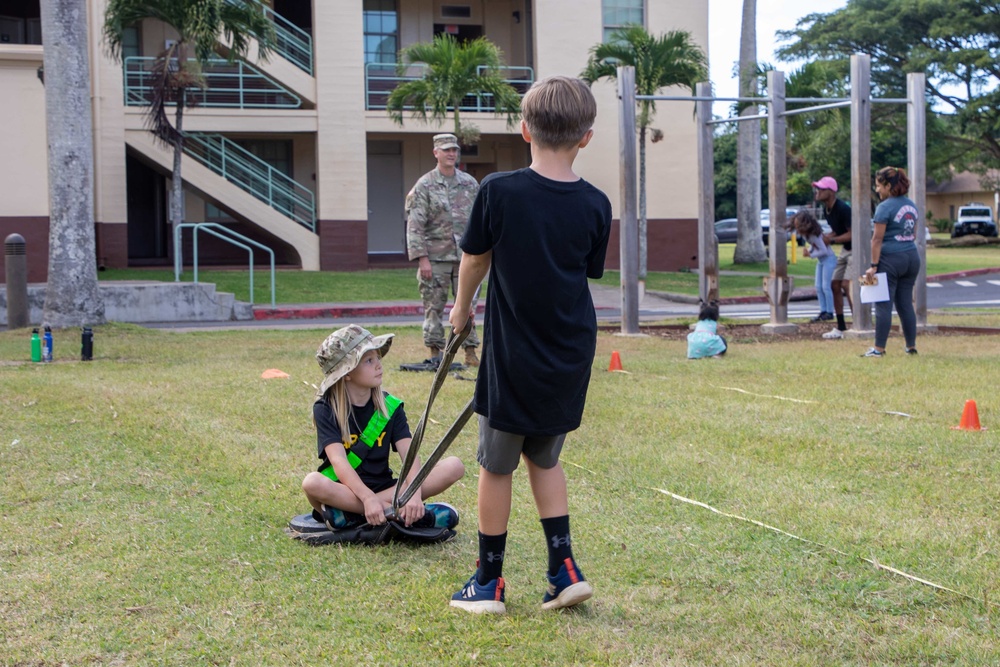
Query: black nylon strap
390 318 474 515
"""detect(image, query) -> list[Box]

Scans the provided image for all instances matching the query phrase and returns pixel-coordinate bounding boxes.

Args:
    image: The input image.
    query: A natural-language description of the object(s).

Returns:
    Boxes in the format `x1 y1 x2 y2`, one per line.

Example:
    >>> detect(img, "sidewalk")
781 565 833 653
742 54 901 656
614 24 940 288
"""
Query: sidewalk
248 267 1000 322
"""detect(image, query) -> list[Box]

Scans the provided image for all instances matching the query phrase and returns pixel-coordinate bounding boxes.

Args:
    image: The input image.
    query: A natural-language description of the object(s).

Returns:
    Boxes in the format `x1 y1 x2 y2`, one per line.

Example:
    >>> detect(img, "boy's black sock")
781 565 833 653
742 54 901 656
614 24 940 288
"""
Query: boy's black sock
541 515 573 576
477 531 507 584
836 313 846 330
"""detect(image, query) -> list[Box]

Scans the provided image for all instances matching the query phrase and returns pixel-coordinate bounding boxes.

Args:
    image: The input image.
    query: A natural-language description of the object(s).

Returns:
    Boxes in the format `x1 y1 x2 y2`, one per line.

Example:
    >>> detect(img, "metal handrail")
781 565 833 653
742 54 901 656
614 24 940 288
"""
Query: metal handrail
184 133 316 231
124 56 302 109
364 62 534 111
225 0 313 74
174 222 276 307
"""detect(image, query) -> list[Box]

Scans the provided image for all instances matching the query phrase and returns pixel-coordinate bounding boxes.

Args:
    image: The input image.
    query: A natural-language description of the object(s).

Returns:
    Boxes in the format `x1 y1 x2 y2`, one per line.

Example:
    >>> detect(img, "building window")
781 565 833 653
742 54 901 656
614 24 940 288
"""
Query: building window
602 0 644 42
363 0 398 65
0 0 41 45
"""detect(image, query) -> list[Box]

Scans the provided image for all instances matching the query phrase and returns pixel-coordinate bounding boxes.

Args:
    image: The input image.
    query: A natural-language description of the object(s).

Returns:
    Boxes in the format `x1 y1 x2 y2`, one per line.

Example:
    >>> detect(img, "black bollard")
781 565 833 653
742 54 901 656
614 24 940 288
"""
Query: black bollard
4 233 29 329
81 326 93 361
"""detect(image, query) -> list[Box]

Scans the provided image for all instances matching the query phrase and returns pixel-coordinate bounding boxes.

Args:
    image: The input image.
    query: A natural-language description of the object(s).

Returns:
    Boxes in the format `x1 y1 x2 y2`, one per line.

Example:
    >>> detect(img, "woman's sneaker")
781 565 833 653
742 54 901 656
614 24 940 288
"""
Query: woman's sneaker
861 348 884 357
542 558 593 610
450 573 506 614
414 502 459 529
822 327 844 339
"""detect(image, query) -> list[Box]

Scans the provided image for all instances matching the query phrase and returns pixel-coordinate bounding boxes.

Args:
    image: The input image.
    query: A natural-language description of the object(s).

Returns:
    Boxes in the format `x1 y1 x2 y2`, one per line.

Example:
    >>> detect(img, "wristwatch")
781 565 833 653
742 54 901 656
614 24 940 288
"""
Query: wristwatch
870 263 878 268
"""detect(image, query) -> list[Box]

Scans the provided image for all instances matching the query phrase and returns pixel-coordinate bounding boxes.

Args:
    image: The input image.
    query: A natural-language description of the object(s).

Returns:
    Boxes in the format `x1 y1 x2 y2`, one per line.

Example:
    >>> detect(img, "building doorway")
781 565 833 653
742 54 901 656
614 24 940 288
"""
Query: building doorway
366 141 405 254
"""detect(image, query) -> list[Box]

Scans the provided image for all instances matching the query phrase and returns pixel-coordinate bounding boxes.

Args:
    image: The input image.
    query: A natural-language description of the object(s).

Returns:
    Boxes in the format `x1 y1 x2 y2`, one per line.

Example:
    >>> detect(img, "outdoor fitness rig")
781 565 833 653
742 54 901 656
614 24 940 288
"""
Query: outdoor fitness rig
616 54 929 336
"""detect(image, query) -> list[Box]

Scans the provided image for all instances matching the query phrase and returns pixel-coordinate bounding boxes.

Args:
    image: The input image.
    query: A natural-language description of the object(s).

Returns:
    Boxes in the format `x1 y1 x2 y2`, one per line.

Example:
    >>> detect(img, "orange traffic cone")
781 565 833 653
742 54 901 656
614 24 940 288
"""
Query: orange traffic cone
608 350 623 372
952 399 984 431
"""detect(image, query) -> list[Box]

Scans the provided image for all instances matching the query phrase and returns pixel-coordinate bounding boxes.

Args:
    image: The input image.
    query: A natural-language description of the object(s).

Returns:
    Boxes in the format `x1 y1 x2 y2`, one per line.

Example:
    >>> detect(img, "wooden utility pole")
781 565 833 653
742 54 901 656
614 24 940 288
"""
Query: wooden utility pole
850 54 873 333
908 72 928 327
696 81 718 304
618 66 639 334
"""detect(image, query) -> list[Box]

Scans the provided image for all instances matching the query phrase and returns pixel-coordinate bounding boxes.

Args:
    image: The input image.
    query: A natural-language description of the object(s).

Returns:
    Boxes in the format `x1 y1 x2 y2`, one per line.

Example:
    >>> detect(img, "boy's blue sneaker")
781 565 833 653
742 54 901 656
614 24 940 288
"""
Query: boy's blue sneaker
416 502 459 529
450 573 506 614
542 558 593 610
319 504 363 531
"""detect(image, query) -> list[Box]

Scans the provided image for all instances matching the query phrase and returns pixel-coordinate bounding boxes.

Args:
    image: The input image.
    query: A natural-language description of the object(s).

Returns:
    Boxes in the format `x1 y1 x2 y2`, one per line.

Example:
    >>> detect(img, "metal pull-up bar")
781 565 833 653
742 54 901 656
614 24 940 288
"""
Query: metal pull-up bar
617 54 928 336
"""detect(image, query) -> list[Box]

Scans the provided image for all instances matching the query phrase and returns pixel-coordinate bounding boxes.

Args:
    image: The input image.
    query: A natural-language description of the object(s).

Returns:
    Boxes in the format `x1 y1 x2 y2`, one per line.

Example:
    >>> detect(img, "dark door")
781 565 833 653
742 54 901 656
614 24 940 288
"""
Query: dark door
126 153 168 261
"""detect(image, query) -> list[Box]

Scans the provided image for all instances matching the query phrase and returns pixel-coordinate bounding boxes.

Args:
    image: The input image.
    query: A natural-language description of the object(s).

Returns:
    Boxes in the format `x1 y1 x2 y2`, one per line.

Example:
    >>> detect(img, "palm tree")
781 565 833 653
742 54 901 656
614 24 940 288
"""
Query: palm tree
40 0 105 327
581 26 707 282
103 0 276 244
734 0 767 263
386 34 522 145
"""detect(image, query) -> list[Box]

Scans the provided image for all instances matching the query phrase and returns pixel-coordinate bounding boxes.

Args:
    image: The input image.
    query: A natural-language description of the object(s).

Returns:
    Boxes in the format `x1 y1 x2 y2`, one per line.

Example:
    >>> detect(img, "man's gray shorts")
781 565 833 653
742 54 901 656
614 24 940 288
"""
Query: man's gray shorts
477 415 566 475
832 248 853 282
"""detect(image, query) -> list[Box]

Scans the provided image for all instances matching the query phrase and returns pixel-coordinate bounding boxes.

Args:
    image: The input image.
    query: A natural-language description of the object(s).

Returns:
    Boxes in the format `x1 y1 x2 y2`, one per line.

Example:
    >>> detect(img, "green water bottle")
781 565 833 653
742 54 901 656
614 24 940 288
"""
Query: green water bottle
31 328 41 362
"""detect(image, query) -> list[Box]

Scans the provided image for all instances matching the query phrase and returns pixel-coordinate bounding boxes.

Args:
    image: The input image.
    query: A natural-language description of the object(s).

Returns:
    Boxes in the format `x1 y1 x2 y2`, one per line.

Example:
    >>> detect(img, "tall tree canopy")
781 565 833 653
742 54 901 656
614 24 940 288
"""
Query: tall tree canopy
776 0 1000 174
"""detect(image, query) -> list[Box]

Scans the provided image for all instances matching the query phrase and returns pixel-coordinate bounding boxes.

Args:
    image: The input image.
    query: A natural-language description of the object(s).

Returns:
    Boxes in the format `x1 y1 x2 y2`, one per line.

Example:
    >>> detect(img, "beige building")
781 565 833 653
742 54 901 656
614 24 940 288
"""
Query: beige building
0 0 707 283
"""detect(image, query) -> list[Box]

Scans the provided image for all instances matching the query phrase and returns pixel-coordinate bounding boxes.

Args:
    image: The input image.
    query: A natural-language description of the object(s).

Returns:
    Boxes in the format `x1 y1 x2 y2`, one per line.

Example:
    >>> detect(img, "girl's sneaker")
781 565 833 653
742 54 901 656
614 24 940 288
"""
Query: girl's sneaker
861 348 884 357
541 558 593 610
319 504 364 531
822 327 844 339
415 502 459 529
450 573 506 614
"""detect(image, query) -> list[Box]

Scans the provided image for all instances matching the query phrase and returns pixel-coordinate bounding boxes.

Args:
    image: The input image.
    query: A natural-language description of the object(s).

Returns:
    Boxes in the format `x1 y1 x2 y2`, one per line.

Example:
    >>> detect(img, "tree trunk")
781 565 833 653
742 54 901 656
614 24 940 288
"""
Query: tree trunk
170 95 186 266
733 0 767 264
40 0 105 327
638 125 647 283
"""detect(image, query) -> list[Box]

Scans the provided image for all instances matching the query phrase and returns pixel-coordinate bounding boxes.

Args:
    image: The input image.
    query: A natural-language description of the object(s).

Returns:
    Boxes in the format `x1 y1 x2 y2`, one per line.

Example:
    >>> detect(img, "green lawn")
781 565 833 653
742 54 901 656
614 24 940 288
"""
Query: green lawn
2 323 998 665
98 239 1000 304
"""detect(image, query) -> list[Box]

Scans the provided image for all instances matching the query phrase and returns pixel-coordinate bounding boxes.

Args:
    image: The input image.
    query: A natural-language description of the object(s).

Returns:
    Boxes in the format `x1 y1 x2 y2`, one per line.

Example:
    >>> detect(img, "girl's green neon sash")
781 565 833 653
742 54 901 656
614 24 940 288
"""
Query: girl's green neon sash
320 394 401 482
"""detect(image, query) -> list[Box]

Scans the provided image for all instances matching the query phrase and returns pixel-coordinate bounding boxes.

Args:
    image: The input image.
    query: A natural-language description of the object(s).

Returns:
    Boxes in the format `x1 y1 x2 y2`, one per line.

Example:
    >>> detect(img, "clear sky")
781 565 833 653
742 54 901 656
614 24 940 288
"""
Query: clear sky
709 0 848 113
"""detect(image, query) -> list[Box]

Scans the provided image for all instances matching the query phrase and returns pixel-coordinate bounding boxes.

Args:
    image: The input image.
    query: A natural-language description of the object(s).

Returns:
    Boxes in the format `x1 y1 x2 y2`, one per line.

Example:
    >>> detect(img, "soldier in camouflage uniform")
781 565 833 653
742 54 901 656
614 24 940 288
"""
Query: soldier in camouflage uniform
405 133 481 366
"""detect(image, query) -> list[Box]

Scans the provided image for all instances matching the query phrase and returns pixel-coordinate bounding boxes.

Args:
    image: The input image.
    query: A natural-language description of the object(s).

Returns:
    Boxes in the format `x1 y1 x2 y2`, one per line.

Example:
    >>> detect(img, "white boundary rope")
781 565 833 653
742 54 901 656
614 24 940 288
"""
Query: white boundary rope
648 487 994 607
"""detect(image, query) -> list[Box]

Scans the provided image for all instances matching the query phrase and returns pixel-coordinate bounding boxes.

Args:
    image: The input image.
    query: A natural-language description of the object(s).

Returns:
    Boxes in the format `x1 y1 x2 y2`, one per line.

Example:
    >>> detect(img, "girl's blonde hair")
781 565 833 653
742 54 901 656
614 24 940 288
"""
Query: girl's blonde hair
319 355 388 445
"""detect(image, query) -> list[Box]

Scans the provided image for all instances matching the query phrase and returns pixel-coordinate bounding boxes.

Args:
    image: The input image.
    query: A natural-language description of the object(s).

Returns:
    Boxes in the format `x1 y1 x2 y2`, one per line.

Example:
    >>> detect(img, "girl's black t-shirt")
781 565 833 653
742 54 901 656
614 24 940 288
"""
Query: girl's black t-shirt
313 394 411 490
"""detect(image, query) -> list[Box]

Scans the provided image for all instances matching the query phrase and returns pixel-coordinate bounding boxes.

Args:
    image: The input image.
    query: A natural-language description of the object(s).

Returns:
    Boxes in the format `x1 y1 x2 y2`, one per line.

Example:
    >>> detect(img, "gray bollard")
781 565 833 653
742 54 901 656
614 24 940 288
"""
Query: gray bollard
4 233 29 329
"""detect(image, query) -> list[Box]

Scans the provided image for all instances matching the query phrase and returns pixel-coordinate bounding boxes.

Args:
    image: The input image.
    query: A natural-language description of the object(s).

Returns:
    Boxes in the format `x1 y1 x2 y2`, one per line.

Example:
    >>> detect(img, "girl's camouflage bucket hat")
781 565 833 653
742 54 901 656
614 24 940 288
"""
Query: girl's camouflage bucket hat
316 324 393 397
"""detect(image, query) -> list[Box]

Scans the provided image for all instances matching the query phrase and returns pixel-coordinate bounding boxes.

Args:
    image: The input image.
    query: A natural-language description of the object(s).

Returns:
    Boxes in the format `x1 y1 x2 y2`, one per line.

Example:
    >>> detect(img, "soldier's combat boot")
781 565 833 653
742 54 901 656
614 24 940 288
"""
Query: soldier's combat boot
464 348 480 367
426 347 442 366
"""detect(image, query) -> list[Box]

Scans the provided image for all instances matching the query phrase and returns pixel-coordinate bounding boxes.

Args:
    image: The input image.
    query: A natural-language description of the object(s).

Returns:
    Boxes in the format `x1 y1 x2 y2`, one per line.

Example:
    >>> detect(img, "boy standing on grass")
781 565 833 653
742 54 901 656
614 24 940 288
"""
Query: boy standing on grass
447 76 612 614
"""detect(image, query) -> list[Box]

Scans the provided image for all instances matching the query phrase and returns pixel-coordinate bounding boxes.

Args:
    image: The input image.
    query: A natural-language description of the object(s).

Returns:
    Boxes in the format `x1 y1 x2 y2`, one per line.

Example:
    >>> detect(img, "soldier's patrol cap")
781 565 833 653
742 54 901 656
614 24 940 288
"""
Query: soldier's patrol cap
433 133 460 150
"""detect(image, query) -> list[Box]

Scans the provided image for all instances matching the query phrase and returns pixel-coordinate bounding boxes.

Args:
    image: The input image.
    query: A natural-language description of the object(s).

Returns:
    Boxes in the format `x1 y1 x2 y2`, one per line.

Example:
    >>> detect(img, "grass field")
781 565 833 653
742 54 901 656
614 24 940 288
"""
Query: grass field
99 238 1000 304
2 322 998 665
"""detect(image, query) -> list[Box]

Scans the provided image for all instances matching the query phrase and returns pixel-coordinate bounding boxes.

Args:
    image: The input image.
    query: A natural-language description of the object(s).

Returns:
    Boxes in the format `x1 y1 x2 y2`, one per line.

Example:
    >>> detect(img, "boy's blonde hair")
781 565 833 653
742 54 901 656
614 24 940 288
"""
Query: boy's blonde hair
521 76 597 149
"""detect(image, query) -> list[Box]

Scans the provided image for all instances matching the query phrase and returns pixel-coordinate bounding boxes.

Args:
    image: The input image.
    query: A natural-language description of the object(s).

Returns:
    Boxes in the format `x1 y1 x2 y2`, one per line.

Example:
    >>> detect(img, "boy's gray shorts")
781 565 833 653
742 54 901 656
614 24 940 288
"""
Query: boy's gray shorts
476 415 566 475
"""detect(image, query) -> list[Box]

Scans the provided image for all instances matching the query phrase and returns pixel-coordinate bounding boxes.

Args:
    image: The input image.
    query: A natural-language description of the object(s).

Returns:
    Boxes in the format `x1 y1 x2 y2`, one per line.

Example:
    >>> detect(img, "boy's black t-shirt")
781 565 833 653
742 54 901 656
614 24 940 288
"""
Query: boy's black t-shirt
461 167 612 437
826 198 852 251
313 394 411 491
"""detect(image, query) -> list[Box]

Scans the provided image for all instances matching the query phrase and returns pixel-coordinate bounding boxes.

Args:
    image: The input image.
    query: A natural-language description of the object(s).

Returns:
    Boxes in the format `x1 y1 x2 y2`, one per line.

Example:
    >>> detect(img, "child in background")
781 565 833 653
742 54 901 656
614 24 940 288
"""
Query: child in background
793 210 837 324
687 301 728 359
301 324 465 531
447 76 612 614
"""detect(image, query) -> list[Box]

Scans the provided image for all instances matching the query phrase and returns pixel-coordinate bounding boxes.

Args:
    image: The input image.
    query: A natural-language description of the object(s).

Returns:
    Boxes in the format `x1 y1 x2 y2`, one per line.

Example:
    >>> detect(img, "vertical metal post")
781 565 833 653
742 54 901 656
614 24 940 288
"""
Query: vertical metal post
850 54 873 332
908 72 928 327
617 66 639 334
696 81 718 304
4 234 29 329
762 71 796 333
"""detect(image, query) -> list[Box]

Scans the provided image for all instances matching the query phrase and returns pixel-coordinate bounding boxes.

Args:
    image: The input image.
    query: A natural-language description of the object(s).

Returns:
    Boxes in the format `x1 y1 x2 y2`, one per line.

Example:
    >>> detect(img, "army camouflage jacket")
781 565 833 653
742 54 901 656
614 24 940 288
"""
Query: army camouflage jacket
405 167 479 262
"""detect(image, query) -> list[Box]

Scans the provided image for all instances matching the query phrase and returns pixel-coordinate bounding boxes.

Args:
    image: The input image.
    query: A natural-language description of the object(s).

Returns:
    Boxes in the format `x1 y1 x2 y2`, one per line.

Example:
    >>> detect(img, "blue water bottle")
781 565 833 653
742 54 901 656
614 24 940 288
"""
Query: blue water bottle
42 325 53 363
31 328 42 362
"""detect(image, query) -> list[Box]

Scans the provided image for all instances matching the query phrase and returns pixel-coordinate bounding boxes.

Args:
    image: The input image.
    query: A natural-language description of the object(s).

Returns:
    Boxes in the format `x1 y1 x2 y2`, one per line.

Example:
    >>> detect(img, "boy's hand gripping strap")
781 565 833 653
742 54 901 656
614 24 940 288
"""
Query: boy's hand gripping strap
388 317 475 518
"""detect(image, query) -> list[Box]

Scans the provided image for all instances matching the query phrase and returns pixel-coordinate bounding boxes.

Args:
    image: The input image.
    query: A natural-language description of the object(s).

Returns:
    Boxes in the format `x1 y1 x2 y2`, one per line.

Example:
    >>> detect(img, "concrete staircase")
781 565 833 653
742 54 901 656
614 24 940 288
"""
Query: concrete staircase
0 282 253 326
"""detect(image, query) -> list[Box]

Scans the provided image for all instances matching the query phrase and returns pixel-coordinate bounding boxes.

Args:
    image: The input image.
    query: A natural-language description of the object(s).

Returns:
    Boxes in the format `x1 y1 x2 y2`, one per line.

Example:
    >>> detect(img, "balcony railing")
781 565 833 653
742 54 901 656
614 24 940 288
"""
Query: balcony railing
365 63 534 112
124 56 302 109
184 133 316 232
225 0 313 75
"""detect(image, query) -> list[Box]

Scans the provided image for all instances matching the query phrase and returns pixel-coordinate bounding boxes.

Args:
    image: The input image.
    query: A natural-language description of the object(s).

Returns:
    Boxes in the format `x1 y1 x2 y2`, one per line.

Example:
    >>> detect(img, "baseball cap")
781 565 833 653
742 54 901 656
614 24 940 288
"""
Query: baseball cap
433 133 460 150
811 176 838 191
